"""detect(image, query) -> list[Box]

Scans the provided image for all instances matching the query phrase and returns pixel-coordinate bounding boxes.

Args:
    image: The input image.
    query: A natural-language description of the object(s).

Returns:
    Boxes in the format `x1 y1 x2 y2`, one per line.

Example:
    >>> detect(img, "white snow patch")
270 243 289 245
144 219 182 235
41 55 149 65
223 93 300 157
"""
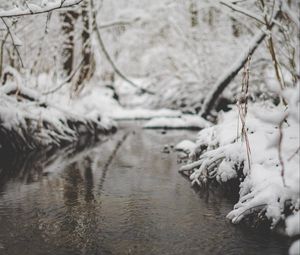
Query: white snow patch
289 240 300 255
175 140 196 154
286 212 300 237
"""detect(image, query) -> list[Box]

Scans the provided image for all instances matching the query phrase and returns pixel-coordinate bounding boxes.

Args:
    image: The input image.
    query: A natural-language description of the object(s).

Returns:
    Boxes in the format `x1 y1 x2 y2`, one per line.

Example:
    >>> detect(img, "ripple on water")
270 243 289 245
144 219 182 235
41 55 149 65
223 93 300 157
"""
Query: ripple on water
0 127 290 255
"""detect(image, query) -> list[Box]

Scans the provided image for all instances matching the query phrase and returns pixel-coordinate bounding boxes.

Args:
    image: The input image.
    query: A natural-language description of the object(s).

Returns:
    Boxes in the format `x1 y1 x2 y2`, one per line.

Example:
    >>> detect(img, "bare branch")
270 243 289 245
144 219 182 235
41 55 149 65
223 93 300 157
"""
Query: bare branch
42 58 84 95
220 0 266 25
0 0 83 18
91 0 155 95
98 17 140 29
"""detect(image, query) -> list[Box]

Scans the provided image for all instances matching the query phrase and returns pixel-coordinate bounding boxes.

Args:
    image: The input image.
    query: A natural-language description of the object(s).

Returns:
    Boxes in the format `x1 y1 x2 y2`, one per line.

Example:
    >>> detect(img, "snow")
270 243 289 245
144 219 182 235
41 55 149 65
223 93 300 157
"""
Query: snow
175 140 196 154
144 115 211 130
0 80 115 150
111 108 181 120
180 86 300 233
286 212 300 237
289 240 300 255
0 0 83 18
0 0 299 252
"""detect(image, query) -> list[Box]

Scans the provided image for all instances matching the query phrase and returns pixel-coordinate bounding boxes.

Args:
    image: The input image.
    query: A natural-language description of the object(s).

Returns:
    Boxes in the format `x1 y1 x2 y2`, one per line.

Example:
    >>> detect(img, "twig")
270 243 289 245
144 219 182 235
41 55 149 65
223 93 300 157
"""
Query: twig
220 0 266 25
278 117 287 187
288 147 300 161
200 10 280 119
42 58 84 95
259 0 286 105
98 133 129 194
237 56 252 171
98 18 140 29
1 18 24 68
0 0 83 18
233 203 267 222
0 31 9 77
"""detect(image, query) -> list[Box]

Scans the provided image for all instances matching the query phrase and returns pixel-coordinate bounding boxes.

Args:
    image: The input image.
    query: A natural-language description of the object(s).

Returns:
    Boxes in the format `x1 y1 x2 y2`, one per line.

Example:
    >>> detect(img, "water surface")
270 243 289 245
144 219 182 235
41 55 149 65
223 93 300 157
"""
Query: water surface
0 124 290 255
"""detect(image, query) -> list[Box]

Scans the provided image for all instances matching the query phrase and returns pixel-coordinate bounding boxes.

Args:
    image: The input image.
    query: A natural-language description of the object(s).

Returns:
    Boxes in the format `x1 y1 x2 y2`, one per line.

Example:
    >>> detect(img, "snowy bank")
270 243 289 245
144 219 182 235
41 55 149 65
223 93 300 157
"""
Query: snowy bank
0 82 116 152
37 77 181 122
179 87 299 243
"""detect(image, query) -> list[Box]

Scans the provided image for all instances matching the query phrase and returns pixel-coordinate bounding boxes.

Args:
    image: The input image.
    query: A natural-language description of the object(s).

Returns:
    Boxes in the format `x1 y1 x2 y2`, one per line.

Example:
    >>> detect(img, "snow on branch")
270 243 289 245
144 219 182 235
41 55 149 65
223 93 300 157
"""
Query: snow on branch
220 0 266 25
0 0 83 18
98 17 141 29
200 9 281 118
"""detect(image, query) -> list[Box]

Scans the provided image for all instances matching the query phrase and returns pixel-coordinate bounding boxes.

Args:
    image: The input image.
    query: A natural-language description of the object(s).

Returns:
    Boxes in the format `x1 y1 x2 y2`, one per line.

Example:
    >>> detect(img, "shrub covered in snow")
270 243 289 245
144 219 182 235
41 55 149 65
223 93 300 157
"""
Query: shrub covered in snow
180 86 299 235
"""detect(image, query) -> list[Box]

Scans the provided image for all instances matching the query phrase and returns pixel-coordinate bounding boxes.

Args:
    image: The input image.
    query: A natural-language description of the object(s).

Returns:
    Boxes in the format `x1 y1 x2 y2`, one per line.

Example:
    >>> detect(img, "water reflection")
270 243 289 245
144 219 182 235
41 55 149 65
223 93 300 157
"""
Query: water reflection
0 126 290 255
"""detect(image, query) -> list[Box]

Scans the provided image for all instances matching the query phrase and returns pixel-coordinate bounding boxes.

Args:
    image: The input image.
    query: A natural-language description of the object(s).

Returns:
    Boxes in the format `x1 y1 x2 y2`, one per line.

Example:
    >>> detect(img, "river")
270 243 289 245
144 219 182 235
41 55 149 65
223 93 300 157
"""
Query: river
0 123 290 255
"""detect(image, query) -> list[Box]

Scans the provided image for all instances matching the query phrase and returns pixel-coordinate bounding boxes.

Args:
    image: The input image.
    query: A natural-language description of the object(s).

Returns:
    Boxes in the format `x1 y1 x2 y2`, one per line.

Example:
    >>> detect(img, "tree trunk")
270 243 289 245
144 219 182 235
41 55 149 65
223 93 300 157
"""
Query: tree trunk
189 0 198 27
60 10 79 79
74 1 95 91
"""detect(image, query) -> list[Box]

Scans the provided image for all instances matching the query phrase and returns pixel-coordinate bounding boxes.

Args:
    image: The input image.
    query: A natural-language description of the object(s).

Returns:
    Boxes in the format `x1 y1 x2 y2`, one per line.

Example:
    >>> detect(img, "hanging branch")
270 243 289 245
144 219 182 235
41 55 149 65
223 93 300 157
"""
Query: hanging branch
42 57 84 95
98 133 129 194
220 0 266 25
1 18 24 68
90 0 155 95
0 31 9 77
278 117 287 187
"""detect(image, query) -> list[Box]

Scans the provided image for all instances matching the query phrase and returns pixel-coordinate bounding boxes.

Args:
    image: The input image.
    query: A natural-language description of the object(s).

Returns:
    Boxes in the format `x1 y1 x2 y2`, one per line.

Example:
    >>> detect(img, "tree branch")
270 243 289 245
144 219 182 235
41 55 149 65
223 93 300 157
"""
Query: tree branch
0 0 83 18
220 0 266 25
200 10 281 118
1 18 24 68
98 17 140 29
90 0 155 95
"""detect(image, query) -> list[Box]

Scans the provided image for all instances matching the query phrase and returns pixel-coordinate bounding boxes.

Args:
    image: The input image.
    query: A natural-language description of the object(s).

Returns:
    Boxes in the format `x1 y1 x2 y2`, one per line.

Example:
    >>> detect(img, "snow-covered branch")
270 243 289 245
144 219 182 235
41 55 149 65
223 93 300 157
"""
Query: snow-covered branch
0 0 83 18
220 0 265 25
98 17 141 29
200 9 281 118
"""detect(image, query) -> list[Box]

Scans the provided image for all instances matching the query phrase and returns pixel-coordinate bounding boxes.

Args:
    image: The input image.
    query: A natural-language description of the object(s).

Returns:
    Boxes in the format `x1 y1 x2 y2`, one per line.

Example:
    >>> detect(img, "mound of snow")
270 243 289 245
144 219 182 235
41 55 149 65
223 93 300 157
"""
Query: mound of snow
175 140 196 154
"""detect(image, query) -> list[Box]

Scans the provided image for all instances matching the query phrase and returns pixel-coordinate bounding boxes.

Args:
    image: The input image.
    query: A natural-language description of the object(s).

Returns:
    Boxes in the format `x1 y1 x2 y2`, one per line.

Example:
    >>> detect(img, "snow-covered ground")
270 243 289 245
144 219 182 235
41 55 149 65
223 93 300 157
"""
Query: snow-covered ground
37 76 207 127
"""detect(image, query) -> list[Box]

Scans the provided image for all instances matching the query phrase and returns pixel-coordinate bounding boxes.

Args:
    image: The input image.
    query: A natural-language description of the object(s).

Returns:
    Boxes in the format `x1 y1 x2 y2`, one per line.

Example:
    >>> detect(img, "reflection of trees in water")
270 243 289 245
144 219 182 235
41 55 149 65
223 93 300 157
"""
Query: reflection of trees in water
56 157 99 253
98 132 129 194
0 136 115 254
0 147 56 192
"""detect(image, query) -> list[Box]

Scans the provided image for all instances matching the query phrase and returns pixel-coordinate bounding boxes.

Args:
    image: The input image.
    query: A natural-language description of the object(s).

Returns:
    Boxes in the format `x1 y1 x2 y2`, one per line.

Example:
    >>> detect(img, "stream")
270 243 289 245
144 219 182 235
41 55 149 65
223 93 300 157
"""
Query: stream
0 123 290 255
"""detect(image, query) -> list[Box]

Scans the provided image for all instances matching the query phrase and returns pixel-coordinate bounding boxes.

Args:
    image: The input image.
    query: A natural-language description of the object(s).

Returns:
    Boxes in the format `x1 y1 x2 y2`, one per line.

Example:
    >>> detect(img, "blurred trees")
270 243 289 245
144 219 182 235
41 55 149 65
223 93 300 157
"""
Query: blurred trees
0 0 298 113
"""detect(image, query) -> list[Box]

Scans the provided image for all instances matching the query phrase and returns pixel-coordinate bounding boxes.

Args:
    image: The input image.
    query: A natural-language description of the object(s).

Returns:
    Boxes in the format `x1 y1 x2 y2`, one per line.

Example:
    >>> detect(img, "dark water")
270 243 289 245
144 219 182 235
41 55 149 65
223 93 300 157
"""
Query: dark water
0 124 290 255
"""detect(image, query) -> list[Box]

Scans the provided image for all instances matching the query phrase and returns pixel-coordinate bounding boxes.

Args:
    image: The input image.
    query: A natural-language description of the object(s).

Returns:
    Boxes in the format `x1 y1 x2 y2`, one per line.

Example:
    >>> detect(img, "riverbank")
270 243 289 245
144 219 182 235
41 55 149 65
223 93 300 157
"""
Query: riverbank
179 88 299 254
